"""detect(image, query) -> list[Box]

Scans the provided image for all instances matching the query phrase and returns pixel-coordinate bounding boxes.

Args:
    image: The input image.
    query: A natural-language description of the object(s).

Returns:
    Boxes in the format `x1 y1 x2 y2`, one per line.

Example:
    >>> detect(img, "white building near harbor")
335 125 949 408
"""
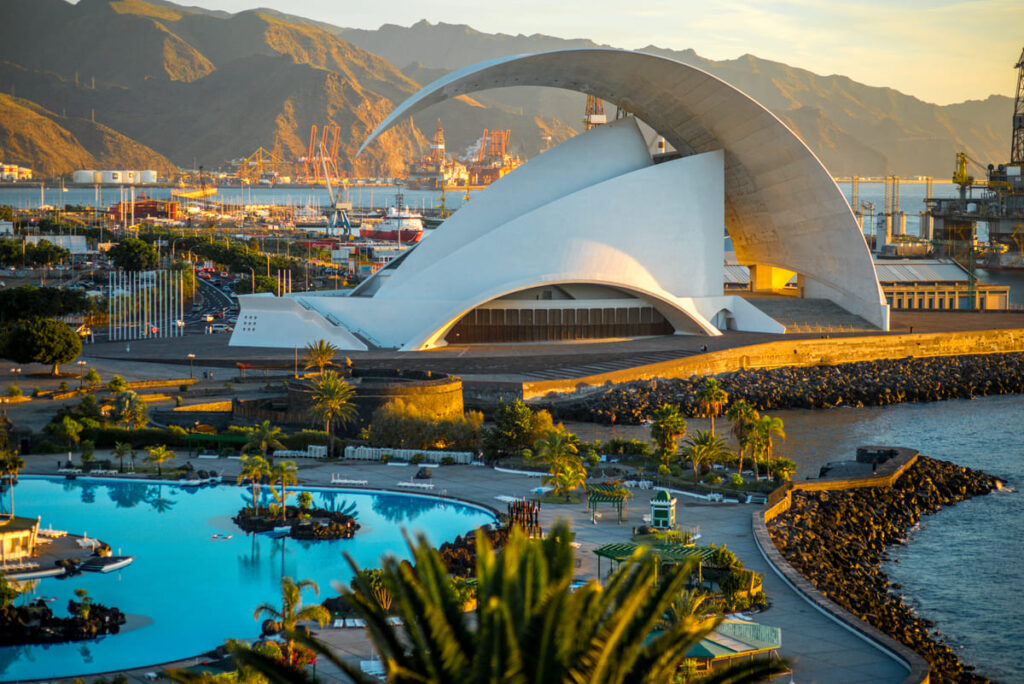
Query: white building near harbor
231 49 888 351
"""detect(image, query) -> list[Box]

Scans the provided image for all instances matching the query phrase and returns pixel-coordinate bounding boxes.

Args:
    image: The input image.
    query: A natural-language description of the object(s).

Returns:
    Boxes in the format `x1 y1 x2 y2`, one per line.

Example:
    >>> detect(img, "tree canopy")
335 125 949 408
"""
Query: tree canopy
0 286 91 323
109 238 158 270
2 317 82 375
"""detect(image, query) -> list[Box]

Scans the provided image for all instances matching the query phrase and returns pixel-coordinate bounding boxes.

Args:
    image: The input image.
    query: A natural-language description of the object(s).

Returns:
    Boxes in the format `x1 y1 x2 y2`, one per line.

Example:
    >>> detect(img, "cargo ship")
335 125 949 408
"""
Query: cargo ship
360 194 423 244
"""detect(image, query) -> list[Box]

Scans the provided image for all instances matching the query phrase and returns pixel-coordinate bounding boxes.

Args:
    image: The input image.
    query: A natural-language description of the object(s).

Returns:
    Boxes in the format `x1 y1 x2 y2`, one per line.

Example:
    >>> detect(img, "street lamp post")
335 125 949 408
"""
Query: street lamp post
187 353 195 379
249 267 255 293
77 360 87 388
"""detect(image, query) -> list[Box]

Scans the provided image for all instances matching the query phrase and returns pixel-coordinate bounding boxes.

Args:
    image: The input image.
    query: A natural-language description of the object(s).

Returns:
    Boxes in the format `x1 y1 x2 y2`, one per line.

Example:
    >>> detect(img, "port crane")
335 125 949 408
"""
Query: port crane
583 95 606 131
320 143 353 239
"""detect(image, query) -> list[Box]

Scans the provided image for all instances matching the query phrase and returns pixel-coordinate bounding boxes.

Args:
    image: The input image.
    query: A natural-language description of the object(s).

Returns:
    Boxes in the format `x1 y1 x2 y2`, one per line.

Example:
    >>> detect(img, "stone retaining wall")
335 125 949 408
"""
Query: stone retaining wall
523 328 1024 399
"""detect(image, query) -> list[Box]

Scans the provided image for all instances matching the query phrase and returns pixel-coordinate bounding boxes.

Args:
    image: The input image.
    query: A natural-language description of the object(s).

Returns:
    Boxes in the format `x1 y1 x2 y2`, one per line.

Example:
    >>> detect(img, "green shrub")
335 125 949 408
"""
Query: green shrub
108 375 127 393
669 463 683 477
603 438 651 458
410 453 424 465
380 454 392 464
31 386 41 398
729 473 744 487
703 473 723 486
80 426 186 449
59 381 69 391
34 440 62 454
657 463 671 477
6 385 21 398
175 396 183 407
179 384 189 393
367 399 483 452
80 439 95 462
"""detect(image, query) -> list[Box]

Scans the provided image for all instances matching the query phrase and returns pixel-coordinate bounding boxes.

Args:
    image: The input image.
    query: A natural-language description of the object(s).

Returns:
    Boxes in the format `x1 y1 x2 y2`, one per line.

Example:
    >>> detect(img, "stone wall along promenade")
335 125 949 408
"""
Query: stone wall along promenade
764 455 1002 683
523 328 1024 400
540 352 1024 424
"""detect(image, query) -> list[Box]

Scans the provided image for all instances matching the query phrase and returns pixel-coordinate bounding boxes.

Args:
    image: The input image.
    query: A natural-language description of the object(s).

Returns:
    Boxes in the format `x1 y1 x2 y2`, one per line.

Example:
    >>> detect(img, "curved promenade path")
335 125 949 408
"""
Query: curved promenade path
21 457 910 684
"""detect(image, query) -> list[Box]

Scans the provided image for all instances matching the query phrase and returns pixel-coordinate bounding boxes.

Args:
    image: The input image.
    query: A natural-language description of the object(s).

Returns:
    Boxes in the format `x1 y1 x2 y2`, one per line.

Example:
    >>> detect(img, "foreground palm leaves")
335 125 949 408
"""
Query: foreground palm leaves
212 521 786 683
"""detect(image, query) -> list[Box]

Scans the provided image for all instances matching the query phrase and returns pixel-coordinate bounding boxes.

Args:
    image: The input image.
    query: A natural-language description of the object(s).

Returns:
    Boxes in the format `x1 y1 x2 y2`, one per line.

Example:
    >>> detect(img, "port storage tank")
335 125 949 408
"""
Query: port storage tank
100 170 123 184
73 170 100 184
140 170 157 184
123 170 137 183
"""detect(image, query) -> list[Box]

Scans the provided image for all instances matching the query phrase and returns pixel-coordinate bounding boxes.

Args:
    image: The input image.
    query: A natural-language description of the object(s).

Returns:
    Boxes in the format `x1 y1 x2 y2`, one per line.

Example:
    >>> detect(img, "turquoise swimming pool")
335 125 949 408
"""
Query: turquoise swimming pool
0 476 496 680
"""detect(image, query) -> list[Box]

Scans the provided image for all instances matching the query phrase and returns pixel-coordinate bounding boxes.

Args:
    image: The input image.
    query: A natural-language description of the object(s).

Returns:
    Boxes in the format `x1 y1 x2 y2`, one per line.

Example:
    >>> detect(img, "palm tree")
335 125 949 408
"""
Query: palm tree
308 371 357 458
144 445 175 477
751 415 786 470
523 429 578 465
0 452 24 515
681 430 731 483
695 377 729 434
726 399 759 477
303 339 338 375
252 577 330 668
113 441 133 473
113 391 148 430
650 403 686 463
225 521 785 684
237 454 270 517
243 420 285 461
544 454 588 502
269 460 298 523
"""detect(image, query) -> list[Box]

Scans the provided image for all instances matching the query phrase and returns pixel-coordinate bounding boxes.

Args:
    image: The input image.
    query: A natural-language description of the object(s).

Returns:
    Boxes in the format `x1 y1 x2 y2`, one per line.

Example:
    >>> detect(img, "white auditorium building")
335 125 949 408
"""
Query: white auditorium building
230 49 888 352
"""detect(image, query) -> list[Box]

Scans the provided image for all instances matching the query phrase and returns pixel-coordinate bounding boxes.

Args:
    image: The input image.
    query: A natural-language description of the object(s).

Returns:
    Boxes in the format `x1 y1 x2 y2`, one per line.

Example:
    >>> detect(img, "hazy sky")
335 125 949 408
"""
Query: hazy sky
172 0 1021 104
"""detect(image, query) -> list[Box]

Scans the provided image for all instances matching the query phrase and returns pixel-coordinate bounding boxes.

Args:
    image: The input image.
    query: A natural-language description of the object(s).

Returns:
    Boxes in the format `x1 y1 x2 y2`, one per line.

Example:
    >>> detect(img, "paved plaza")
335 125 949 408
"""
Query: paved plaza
18 454 909 684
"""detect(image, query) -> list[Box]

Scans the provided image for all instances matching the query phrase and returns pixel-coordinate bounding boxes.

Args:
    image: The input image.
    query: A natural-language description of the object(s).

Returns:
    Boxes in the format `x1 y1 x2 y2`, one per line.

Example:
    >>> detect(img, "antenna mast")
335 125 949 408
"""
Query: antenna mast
1012 46 1024 163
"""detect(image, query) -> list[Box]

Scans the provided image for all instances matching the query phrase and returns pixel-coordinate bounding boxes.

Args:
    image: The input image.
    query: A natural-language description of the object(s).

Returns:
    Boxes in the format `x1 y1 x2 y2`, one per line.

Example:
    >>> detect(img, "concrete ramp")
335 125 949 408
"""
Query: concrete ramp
745 297 878 333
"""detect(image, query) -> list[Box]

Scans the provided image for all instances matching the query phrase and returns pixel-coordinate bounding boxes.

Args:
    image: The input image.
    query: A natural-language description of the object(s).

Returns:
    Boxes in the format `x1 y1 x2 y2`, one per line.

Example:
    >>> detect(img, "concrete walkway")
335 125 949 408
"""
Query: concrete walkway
21 455 909 684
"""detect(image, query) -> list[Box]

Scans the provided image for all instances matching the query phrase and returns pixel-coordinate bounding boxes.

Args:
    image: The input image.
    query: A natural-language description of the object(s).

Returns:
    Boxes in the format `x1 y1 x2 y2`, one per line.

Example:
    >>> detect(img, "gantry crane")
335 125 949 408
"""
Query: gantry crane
583 95 606 131
1012 47 1024 164
305 124 342 184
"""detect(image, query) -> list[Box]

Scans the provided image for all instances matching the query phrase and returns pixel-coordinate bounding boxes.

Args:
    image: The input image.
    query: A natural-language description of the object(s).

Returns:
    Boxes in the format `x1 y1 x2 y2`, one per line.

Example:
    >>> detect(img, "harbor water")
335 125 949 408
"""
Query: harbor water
571 394 1023 682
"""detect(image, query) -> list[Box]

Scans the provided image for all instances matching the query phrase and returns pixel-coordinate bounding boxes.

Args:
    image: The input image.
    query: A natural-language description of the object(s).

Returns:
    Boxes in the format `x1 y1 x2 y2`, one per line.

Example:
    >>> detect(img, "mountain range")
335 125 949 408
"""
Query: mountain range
0 0 1014 179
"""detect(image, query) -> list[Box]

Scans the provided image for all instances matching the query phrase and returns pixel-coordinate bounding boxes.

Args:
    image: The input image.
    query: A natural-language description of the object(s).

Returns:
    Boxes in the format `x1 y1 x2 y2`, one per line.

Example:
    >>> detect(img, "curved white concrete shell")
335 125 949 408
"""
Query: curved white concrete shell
360 48 888 330
231 48 885 351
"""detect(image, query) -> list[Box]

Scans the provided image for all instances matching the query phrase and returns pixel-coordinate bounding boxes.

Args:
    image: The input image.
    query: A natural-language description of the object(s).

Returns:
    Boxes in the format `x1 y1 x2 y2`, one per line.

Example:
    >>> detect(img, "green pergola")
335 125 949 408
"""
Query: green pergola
184 433 249 457
592 542 715 579
587 483 631 524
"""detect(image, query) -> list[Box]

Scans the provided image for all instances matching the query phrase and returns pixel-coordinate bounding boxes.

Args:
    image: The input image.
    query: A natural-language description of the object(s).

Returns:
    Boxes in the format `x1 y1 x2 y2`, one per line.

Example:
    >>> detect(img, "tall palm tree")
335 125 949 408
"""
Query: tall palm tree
243 421 285 461
650 403 686 464
226 521 785 684
0 452 24 515
695 377 729 435
726 399 759 477
269 460 298 523
308 371 357 459
681 430 731 483
303 339 338 375
252 577 330 668
237 454 270 516
751 415 786 470
113 441 133 474
144 445 175 477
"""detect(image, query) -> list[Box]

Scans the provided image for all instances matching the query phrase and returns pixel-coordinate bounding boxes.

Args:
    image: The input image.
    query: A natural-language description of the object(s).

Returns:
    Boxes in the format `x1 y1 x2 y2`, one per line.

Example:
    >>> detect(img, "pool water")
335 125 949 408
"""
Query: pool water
0 477 495 681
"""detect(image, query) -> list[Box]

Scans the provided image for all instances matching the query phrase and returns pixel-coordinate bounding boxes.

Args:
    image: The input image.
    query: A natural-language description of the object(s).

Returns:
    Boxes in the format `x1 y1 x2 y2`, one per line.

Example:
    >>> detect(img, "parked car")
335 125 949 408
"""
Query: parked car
210 323 233 333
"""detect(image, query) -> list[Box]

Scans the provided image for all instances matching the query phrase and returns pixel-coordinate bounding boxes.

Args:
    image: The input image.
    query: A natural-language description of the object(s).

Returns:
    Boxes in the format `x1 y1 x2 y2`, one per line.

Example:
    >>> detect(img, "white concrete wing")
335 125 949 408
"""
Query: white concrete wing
360 48 888 330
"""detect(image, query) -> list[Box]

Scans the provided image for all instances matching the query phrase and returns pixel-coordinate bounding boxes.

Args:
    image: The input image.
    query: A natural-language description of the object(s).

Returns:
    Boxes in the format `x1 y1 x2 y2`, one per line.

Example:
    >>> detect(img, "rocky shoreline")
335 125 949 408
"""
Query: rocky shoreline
232 506 359 540
0 598 126 645
542 353 1024 424
767 456 1002 682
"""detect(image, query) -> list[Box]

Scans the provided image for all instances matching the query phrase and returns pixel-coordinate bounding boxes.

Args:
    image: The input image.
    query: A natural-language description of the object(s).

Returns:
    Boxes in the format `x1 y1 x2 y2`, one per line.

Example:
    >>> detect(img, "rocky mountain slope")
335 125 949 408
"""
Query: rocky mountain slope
339 20 1015 177
0 92 176 177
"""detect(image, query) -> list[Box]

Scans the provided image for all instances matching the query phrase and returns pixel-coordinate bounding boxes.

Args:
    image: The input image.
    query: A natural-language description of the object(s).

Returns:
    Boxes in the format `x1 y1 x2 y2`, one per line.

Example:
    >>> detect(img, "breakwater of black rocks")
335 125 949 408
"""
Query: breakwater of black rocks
767 456 1002 682
543 353 1024 424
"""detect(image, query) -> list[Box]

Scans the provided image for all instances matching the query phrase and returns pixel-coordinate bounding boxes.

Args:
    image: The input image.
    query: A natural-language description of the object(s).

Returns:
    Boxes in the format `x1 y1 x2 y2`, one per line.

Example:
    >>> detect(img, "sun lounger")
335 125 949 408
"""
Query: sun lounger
386 616 402 626
345 618 366 628
396 481 434 490
360 660 385 676
332 618 345 628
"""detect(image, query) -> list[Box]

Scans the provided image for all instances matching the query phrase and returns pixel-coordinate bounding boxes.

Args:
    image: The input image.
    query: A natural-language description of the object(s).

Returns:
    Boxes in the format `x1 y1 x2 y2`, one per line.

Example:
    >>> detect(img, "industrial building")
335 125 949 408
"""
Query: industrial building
108 194 178 222
1 164 32 181
232 49 889 351
72 170 158 185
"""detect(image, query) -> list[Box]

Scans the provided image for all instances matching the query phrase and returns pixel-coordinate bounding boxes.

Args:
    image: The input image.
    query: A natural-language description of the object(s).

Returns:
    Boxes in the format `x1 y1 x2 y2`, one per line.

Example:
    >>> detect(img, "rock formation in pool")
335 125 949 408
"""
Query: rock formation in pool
767 456 1001 682
232 505 359 540
0 595 126 645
